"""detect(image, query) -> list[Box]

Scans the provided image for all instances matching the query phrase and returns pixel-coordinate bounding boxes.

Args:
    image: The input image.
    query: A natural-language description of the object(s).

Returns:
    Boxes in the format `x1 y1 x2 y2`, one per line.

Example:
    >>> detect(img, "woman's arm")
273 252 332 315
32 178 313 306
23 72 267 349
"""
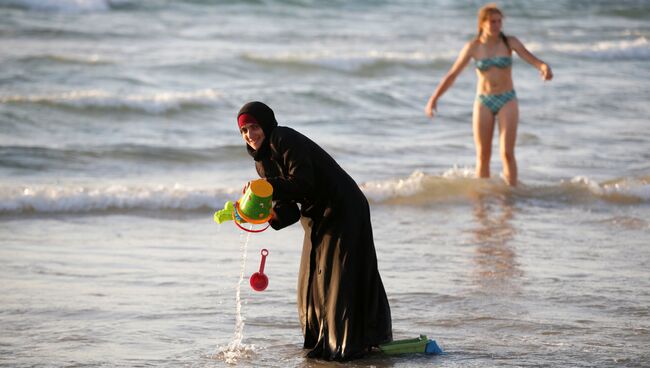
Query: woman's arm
265 129 315 202
509 36 553 81
269 200 300 230
425 41 475 119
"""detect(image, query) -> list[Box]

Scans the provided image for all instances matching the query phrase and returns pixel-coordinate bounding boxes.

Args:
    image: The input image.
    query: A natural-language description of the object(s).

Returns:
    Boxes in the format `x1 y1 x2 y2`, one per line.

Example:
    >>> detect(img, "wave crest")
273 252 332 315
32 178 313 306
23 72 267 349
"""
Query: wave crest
0 0 133 13
361 170 650 205
566 176 650 204
555 37 650 60
0 89 223 114
2 172 648 216
0 184 235 214
242 50 451 72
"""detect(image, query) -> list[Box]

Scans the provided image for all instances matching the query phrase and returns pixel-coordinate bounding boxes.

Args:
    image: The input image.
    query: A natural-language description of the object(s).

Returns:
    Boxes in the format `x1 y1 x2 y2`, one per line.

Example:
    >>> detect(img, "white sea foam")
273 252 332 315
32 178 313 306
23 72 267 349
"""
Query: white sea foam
0 184 235 213
27 53 111 65
568 176 650 202
360 168 500 204
1 0 109 12
360 170 427 202
243 50 453 71
2 174 648 216
361 170 650 205
212 342 255 365
441 166 476 180
0 0 130 12
0 89 223 114
554 37 650 60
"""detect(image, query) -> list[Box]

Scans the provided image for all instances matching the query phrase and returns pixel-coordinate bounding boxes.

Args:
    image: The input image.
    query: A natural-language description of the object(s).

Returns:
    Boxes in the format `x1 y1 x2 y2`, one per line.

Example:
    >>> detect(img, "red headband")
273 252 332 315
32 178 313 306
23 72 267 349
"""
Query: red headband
238 113 258 130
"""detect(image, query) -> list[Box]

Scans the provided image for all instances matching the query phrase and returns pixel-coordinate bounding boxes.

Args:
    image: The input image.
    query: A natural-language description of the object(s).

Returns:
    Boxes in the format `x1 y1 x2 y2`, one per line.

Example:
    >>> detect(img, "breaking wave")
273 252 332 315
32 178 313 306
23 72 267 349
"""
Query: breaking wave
2 170 648 217
0 89 224 114
361 170 650 205
0 184 234 214
241 50 453 72
554 37 650 60
0 0 134 13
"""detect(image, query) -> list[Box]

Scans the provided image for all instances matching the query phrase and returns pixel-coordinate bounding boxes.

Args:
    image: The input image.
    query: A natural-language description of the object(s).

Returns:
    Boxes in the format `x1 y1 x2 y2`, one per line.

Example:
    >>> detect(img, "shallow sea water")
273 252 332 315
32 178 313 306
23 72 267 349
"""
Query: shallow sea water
1 0 649 367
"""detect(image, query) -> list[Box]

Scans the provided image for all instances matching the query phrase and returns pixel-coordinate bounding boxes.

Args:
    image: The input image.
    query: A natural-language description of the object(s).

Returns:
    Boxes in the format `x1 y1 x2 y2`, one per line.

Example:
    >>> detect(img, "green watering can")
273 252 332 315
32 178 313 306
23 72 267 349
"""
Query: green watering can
214 179 273 233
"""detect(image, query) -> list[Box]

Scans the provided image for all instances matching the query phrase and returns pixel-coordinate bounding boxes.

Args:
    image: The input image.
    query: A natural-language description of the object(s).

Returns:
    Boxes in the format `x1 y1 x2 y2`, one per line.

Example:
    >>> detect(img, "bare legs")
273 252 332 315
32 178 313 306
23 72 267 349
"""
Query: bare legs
498 100 519 186
472 98 519 186
472 101 495 179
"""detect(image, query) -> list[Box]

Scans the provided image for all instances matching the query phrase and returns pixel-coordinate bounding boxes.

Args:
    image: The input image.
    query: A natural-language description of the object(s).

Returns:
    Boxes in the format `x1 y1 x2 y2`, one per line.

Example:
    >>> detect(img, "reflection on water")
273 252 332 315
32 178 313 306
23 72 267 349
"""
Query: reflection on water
469 193 523 287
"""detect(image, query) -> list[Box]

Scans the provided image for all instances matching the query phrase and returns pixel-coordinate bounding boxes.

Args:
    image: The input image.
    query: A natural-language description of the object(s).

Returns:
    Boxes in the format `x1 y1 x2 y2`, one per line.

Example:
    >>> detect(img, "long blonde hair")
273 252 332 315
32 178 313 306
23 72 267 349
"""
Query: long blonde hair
476 3 510 50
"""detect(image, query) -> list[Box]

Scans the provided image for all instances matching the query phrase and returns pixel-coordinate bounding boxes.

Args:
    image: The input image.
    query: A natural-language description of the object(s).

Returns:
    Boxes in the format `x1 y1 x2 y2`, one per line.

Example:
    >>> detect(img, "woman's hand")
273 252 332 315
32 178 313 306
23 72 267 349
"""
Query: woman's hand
540 63 553 81
242 181 251 194
424 100 438 119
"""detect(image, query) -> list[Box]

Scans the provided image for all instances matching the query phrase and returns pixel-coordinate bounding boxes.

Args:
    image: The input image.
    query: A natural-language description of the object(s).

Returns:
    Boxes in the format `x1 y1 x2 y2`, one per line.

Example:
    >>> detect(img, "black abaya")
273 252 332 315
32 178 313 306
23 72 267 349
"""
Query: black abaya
239 102 392 361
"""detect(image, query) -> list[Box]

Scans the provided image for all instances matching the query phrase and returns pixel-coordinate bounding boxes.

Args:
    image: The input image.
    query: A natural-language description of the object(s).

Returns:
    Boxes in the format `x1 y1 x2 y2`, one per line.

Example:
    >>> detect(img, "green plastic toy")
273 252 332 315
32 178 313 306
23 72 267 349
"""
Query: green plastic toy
379 335 443 355
213 179 274 233
214 201 235 224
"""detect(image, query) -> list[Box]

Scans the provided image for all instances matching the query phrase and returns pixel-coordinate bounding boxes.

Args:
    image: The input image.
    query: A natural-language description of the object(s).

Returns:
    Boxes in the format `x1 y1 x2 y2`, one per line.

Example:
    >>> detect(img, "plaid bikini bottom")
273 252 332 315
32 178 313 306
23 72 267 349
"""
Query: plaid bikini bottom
477 90 517 114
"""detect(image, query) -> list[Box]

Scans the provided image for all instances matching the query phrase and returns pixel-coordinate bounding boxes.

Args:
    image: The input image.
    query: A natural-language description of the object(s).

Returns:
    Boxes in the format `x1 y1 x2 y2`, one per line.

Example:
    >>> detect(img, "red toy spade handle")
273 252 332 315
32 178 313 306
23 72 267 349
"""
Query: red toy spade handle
258 249 268 273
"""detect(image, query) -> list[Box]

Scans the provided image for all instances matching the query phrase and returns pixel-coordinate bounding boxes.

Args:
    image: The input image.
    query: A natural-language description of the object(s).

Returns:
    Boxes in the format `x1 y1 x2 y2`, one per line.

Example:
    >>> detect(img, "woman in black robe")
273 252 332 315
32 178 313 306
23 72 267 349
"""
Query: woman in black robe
237 101 392 361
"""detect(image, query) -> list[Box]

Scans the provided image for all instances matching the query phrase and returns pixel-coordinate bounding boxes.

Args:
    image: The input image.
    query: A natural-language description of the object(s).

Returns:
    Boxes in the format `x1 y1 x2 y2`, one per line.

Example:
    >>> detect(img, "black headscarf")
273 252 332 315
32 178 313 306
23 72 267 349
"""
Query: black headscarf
237 101 278 161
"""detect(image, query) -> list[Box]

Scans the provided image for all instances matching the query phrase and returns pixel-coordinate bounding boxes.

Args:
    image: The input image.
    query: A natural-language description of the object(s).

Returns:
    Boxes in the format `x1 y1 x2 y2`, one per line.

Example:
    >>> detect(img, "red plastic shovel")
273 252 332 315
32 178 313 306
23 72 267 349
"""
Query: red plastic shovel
250 249 269 291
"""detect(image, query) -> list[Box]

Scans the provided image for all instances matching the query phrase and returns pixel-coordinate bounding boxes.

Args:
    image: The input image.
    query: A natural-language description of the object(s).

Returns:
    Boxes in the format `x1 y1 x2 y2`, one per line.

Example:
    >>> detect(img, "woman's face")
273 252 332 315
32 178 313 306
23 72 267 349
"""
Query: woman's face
482 13 502 36
241 122 265 150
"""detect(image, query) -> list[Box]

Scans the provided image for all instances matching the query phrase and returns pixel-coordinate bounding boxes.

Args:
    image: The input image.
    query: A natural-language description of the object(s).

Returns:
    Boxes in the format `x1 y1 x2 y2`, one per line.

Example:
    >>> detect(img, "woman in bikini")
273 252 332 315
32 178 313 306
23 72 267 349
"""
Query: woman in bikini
424 3 552 186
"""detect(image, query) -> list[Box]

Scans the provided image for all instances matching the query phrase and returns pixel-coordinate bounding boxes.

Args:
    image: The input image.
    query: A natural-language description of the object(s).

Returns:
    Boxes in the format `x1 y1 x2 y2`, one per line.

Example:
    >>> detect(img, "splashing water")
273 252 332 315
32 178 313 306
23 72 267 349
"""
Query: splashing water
212 227 256 364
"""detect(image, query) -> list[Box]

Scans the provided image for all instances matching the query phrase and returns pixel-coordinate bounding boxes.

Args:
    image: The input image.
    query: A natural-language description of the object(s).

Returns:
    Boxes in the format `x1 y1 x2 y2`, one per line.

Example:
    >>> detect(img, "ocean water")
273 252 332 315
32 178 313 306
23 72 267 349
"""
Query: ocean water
1 0 649 367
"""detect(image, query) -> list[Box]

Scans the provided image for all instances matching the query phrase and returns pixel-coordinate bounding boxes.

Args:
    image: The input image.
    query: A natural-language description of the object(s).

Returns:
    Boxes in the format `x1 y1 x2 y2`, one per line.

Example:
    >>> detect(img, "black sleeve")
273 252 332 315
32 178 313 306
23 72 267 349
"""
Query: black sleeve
265 130 315 201
269 200 301 230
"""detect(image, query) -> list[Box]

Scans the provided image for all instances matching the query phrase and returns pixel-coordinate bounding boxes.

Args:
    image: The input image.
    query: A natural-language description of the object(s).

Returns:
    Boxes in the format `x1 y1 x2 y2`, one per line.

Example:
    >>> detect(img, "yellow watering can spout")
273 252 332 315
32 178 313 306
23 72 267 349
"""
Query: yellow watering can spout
214 201 235 224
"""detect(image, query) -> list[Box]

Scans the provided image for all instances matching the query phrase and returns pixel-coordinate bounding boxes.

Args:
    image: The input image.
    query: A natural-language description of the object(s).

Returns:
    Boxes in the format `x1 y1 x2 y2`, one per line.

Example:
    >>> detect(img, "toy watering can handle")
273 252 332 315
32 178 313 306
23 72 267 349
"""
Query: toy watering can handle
233 217 270 233
231 201 271 233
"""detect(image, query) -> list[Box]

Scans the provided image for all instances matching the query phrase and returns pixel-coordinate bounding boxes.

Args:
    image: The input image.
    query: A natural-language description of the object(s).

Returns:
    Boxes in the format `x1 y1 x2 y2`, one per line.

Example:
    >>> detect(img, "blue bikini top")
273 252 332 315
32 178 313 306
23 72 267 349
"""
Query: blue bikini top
475 56 512 71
